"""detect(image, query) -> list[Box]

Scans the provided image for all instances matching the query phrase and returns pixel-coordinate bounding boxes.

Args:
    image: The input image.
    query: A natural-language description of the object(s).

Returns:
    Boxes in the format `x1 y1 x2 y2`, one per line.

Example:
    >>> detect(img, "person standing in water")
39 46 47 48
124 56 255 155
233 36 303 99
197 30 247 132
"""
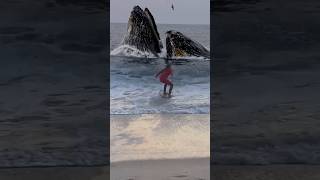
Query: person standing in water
155 63 173 97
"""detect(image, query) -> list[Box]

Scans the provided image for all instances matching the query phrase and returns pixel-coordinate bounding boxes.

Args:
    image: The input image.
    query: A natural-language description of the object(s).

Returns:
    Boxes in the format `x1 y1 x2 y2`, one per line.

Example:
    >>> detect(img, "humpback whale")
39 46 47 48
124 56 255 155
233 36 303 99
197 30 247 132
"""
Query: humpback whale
114 6 210 59
165 30 210 59
122 5 163 57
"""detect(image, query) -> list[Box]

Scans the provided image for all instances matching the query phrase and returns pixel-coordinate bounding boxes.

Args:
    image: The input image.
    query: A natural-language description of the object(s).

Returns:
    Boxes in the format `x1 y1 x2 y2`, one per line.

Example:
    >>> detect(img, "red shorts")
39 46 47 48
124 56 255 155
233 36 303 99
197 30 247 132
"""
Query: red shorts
160 78 172 85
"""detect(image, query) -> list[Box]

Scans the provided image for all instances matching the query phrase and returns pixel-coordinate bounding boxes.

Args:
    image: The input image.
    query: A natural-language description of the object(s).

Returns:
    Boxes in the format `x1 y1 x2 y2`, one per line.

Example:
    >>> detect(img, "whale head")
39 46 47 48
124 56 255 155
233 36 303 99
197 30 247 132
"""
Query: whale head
123 5 163 56
166 30 210 59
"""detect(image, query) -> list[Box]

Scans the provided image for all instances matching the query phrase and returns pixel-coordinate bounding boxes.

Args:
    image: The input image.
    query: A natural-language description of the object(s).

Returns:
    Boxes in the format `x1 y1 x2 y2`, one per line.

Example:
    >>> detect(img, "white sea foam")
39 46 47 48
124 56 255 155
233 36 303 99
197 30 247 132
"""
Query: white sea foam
111 45 160 58
111 45 210 60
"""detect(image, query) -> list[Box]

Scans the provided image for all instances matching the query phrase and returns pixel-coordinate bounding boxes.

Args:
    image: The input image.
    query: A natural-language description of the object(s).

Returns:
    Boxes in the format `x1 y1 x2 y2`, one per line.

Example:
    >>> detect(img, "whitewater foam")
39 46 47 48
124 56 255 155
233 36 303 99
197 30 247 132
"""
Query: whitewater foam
110 45 160 58
111 45 210 60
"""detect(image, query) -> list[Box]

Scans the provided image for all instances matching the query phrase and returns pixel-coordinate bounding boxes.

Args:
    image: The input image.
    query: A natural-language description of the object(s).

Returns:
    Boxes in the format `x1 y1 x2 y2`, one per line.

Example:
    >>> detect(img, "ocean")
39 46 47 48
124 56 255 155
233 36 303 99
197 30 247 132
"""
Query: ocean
110 23 210 114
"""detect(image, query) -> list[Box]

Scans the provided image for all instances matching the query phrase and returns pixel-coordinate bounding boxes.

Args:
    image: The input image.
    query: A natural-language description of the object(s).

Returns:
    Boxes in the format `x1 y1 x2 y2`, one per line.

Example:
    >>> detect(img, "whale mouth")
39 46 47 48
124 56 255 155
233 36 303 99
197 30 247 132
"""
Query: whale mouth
166 30 210 59
129 6 161 43
166 31 187 57
123 5 163 56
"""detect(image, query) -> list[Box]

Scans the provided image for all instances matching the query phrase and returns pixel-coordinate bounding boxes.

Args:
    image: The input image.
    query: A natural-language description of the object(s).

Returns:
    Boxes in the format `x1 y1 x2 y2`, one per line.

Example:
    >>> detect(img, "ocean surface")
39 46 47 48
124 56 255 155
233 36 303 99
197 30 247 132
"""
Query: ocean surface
110 23 210 114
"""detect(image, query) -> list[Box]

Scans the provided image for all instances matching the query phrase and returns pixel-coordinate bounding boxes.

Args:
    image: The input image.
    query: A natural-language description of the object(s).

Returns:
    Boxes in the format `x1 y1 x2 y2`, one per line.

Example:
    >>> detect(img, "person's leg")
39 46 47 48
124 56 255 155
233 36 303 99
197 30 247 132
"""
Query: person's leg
163 84 167 94
168 83 173 96
161 78 168 94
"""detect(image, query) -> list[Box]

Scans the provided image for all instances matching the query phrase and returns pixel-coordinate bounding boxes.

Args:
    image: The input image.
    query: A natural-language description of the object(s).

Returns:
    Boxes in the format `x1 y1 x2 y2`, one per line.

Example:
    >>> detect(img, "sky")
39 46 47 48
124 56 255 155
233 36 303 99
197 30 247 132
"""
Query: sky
110 0 210 25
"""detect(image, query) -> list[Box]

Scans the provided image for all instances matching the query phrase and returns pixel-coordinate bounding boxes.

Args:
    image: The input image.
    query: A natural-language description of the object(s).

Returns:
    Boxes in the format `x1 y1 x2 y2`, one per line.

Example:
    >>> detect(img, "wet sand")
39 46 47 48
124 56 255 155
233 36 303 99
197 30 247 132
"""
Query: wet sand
110 114 210 180
111 114 209 162
111 158 209 180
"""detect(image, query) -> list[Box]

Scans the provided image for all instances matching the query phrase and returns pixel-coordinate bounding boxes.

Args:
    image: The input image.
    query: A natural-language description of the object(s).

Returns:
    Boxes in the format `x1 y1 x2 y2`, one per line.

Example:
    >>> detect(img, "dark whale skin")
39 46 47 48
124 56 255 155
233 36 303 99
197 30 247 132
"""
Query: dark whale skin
122 6 163 56
166 30 210 59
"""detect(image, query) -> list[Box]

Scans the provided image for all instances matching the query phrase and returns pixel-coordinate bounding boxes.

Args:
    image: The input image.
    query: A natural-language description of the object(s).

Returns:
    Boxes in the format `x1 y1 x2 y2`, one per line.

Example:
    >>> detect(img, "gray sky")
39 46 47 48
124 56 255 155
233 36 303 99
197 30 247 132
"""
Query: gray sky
110 0 210 25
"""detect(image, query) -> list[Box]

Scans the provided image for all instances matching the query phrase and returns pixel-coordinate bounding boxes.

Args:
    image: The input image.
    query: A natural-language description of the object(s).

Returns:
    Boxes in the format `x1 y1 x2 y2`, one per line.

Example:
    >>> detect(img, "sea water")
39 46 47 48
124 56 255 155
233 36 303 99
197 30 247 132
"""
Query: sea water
110 23 210 114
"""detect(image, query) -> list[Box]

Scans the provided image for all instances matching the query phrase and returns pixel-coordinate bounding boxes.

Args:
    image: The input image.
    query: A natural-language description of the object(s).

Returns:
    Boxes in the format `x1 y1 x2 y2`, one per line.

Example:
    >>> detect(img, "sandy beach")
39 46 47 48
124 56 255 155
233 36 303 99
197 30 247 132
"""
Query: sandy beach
112 158 209 180
111 114 209 162
110 114 210 180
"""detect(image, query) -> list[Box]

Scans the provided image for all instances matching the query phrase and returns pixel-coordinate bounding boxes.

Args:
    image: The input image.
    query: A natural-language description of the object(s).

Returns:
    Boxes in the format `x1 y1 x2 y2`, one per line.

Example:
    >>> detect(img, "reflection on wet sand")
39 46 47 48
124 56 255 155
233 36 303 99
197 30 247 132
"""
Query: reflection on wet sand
111 114 209 162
